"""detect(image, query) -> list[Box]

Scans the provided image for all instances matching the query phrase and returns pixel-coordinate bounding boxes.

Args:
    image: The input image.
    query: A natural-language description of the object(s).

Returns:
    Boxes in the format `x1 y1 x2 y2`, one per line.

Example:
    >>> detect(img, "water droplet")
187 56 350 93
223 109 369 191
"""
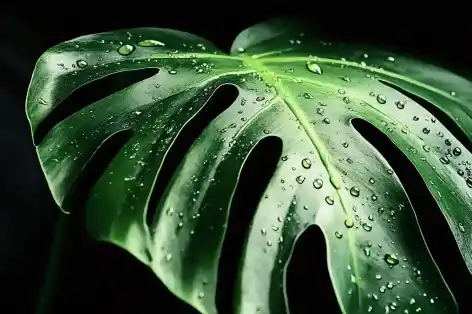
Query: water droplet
369 178 375 184
325 196 334 205
439 156 450 165
335 231 343 239
362 222 372 232
306 61 323 74
137 39 165 47
459 223 465 233
384 253 399 266
256 96 265 101
165 253 172 261
301 158 312 169
76 59 88 68
387 56 395 62
349 186 360 197
376 94 387 104
422 127 430 134
344 219 354 228
342 141 349 148
453 147 462 156
313 178 323 189
237 47 245 53
302 92 314 99
296 175 306 184
117 44 135 56
395 101 405 109
322 118 331 124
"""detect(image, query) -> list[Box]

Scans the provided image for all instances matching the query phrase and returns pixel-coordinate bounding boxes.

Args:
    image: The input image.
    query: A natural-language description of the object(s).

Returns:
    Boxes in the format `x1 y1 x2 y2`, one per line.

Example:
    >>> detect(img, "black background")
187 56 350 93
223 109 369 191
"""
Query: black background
1 7 472 314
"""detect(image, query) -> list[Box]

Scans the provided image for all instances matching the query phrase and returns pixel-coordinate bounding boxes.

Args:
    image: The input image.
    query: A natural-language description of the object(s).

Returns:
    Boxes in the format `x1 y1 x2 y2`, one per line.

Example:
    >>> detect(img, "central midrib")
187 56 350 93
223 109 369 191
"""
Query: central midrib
241 55 362 313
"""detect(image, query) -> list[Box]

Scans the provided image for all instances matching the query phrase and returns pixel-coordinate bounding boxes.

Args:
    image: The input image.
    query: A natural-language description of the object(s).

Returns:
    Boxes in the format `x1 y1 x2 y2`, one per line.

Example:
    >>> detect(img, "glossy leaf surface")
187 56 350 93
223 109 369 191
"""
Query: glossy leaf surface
27 19 472 314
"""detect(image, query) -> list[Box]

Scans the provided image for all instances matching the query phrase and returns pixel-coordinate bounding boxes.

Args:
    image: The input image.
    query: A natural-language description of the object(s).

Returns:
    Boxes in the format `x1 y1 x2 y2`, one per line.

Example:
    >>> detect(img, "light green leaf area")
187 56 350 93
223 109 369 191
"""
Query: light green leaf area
26 19 472 314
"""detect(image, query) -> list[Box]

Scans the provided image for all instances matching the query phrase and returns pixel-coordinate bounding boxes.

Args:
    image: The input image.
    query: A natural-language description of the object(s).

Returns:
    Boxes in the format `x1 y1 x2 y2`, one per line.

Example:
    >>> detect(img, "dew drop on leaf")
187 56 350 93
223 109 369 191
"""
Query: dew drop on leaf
349 186 360 197
306 61 323 74
395 100 405 109
335 231 343 239
344 218 354 228
453 147 462 156
325 196 334 205
296 175 305 184
384 253 400 266
301 158 312 169
303 92 314 99
362 222 372 232
422 127 430 134
136 39 165 47
76 59 88 68
376 94 387 104
313 178 323 189
117 44 135 56
439 156 450 165
459 223 466 233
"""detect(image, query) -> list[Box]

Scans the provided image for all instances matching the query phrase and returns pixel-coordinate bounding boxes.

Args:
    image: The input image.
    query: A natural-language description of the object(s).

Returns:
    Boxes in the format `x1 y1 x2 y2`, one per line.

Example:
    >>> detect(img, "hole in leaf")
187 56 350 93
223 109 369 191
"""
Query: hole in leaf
62 129 133 211
146 84 239 227
33 68 159 145
287 225 341 314
216 136 282 314
380 79 472 154
352 118 470 313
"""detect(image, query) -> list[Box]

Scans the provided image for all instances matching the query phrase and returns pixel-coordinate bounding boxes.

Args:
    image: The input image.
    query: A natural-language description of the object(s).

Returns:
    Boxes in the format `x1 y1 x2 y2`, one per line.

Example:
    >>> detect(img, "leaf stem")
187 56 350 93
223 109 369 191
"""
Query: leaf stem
36 213 70 314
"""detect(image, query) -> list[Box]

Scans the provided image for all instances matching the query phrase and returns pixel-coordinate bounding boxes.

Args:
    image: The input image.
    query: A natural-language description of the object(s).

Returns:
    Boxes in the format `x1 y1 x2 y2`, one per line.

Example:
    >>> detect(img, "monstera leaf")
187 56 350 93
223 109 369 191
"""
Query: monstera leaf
26 19 472 314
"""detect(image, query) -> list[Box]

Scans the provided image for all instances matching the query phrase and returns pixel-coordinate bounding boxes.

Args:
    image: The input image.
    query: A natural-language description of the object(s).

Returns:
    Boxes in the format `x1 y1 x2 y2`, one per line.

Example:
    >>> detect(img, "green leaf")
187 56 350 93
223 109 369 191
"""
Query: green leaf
26 19 472 314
